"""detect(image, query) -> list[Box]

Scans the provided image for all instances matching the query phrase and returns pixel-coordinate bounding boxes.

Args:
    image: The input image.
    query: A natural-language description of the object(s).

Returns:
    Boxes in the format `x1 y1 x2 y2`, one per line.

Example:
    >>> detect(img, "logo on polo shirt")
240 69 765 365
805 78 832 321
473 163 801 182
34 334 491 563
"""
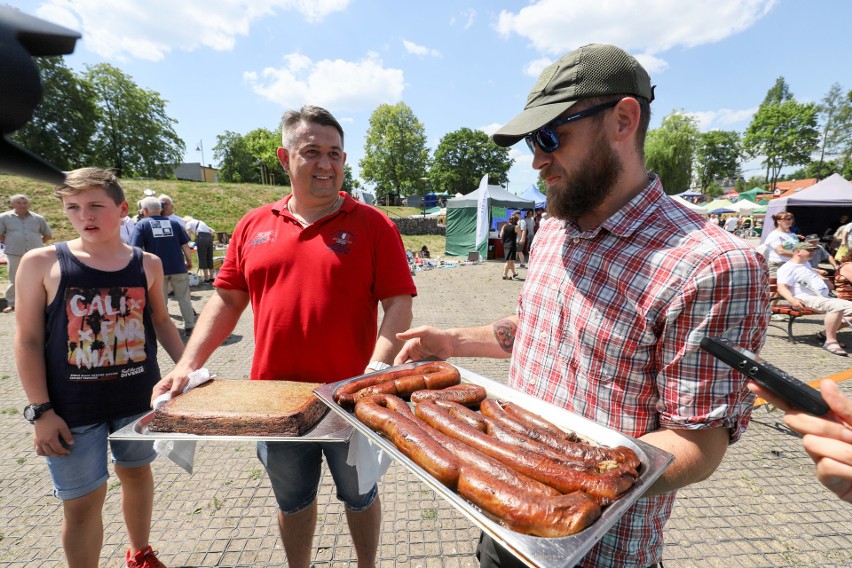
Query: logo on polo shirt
329 231 354 255
249 230 276 247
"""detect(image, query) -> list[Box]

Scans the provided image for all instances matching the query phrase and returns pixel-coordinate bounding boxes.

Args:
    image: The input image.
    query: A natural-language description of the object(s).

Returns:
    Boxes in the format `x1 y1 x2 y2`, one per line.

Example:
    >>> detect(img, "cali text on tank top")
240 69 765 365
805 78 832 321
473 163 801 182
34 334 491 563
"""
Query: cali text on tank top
45 243 160 427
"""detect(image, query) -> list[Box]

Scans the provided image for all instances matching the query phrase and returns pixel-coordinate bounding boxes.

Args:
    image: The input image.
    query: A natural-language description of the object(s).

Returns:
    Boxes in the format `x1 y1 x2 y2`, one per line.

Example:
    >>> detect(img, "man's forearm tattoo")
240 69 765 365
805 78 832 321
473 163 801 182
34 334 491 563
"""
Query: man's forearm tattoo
493 319 516 353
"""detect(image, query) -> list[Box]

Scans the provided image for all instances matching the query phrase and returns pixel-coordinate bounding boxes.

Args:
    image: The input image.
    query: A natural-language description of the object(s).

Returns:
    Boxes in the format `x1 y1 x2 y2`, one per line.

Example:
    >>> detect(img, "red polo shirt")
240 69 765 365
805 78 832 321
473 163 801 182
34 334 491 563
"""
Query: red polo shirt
215 193 416 383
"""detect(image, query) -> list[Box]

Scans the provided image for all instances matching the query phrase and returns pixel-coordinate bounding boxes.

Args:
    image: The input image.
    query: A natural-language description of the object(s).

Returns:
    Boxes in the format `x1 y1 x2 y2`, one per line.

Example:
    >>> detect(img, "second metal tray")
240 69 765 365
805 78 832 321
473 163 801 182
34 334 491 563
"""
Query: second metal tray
315 363 673 568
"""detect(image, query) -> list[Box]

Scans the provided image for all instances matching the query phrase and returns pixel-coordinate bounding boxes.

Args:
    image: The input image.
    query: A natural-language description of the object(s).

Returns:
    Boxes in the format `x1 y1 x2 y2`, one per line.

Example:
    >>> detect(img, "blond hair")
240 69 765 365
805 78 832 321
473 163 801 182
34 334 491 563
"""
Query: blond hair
54 168 125 205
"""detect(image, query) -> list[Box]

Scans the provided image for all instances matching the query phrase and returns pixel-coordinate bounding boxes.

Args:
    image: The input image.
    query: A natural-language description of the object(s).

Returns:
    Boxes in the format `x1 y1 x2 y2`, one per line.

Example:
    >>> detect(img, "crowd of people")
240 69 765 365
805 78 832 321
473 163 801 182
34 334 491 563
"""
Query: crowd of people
6 43 852 568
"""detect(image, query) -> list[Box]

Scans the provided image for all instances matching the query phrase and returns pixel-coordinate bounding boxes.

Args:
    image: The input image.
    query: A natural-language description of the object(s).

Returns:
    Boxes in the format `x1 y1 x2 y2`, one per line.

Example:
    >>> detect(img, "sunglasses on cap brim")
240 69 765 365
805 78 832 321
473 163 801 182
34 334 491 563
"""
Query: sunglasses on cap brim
525 100 620 154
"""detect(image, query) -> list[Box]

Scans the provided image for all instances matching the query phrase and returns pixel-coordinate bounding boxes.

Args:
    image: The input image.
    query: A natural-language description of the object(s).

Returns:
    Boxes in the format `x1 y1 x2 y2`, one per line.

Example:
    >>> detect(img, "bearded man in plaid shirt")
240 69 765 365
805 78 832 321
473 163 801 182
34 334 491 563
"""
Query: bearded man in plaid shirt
395 44 770 568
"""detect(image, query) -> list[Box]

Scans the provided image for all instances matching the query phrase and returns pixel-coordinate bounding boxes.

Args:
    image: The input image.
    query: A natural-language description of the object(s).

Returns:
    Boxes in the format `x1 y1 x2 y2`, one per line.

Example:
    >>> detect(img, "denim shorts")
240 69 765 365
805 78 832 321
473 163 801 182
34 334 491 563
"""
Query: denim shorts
256 440 377 514
46 412 156 500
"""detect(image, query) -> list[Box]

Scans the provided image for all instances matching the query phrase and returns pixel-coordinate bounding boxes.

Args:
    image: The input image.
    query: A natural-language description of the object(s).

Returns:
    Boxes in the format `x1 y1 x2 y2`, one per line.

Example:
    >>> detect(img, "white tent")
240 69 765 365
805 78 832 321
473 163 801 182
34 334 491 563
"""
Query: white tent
761 174 852 242
670 195 708 214
729 199 763 213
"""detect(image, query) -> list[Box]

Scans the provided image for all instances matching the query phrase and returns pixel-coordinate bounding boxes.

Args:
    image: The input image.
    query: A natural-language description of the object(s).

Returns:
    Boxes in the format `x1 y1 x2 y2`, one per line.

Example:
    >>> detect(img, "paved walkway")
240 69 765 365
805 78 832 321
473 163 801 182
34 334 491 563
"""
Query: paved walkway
1 259 850 567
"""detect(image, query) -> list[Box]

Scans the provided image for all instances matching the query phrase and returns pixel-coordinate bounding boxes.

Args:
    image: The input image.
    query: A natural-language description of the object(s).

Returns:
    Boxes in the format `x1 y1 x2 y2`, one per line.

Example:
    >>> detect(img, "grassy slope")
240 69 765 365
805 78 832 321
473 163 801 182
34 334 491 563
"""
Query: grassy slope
0 175 453 266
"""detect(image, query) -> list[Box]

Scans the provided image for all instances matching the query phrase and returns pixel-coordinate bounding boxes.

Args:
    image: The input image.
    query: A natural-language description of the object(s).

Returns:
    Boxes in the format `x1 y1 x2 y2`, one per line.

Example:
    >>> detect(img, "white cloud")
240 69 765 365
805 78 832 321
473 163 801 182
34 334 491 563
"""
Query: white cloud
450 9 476 30
689 107 759 130
244 52 405 112
403 39 441 58
34 0 350 61
479 123 503 136
523 57 553 78
497 0 776 71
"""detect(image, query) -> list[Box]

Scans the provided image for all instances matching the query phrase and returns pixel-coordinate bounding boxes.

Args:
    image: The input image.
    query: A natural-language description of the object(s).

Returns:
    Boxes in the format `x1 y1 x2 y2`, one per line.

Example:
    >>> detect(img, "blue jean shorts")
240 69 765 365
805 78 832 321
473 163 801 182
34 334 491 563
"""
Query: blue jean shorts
46 412 156 500
256 440 377 514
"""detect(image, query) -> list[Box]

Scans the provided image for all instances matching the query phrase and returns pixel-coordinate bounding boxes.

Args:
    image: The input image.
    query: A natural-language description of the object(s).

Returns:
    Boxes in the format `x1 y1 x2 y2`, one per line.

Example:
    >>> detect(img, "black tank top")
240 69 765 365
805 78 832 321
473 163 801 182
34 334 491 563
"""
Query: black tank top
45 243 160 427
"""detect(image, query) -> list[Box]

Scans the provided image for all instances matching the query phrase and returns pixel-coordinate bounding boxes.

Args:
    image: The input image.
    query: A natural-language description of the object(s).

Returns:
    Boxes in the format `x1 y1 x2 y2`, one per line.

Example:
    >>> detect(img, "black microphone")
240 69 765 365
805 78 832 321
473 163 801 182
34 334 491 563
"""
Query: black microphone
0 6 80 184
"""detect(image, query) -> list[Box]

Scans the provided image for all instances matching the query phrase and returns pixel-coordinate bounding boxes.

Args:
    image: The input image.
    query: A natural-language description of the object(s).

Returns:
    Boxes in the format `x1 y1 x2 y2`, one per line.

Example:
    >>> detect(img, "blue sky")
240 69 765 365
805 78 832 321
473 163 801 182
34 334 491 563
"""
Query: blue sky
11 0 852 194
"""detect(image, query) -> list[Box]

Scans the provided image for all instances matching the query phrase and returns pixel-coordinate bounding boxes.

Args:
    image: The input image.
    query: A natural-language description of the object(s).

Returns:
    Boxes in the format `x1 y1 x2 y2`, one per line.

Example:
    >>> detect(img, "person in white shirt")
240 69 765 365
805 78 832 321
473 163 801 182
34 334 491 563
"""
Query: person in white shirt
523 209 536 263
515 213 527 268
183 215 216 283
775 241 852 356
158 194 186 232
723 215 738 233
764 212 800 275
119 215 136 244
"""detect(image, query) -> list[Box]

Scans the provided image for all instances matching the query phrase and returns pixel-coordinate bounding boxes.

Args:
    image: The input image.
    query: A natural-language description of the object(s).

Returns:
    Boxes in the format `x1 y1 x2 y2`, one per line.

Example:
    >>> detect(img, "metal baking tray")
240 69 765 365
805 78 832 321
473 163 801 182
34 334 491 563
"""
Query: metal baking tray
109 405 352 443
315 363 673 568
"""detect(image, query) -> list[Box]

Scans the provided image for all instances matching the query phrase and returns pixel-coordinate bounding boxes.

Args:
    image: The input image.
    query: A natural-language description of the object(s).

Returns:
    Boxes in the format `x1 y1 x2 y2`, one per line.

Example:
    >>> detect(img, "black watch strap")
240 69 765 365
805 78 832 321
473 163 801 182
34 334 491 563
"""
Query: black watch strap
24 402 53 423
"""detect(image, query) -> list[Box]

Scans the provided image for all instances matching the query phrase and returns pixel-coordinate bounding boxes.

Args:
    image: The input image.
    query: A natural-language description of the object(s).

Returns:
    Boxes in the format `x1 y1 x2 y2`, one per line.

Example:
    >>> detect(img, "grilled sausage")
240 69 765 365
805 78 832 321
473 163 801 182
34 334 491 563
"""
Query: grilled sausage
410 384 487 407
458 466 601 537
480 399 641 473
355 395 601 537
354 396 461 489
334 361 461 408
415 400 637 505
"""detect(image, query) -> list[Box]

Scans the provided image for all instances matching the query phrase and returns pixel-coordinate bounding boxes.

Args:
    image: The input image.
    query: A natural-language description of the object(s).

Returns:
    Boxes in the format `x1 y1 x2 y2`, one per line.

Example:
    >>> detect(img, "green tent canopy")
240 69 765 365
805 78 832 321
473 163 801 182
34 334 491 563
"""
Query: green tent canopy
737 187 766 203
445 185 534 257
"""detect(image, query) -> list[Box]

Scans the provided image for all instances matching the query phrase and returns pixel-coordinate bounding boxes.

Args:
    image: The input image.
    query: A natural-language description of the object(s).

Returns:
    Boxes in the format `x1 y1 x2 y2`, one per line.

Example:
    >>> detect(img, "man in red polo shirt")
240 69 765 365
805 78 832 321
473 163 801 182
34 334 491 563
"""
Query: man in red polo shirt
153 105 416 568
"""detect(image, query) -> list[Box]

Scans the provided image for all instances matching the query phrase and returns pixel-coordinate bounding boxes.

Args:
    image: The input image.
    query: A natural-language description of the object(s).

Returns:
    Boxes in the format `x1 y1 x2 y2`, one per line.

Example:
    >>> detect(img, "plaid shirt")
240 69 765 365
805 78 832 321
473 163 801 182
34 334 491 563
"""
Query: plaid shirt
509 176 770 568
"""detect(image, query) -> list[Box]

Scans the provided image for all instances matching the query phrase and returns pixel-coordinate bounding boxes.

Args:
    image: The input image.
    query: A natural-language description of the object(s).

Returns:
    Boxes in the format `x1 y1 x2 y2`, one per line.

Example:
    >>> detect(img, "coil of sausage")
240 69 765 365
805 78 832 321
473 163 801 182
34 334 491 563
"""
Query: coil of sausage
334 361 461 408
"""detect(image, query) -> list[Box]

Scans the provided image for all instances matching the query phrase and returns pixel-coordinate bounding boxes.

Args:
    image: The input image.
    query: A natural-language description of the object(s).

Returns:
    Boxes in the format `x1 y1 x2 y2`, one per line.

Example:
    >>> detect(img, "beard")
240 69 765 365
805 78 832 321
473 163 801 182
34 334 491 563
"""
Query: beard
544 130 623 221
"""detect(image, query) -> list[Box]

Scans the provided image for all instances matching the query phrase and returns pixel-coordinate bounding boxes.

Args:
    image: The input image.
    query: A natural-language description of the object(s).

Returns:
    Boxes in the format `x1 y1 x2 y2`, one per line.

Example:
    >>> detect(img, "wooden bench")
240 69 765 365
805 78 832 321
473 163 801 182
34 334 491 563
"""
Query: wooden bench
769 277 819 342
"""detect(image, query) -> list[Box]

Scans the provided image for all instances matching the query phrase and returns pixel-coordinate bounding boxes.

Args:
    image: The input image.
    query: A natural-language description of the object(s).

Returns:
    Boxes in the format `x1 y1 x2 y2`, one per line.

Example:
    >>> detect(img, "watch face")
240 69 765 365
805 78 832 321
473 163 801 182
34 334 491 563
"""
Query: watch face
24 405 36 421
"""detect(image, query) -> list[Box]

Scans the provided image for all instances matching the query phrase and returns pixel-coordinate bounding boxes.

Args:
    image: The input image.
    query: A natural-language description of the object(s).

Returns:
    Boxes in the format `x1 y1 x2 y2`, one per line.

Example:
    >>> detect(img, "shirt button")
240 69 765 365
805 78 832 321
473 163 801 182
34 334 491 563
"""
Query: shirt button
572 237 580 244
540 331 548 339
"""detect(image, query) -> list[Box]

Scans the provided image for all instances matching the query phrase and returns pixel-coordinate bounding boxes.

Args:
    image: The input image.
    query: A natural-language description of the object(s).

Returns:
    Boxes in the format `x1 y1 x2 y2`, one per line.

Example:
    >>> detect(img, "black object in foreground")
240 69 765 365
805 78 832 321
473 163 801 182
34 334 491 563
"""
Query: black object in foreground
700 336 829 416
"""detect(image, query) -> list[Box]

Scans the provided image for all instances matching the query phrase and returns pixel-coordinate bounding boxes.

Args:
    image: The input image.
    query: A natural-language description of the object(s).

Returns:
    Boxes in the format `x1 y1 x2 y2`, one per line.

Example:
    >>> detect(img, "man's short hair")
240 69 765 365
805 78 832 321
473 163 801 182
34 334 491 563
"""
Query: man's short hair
54 168 126 205
281 105 345 150
158 194 174 206
140 196 162 213
9 193 29 204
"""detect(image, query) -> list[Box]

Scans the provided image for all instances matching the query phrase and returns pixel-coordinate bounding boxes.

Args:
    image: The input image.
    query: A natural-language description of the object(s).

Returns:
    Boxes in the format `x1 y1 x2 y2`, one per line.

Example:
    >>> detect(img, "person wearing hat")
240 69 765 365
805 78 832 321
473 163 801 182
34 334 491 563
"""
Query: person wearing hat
804 233 838 277
394 43 769 567
776 241 852 356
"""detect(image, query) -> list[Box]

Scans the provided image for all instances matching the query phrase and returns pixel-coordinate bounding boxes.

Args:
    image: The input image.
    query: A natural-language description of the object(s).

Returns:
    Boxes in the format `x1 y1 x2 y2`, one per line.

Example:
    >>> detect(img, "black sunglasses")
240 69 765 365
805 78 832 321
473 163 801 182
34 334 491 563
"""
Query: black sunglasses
525 100 620 154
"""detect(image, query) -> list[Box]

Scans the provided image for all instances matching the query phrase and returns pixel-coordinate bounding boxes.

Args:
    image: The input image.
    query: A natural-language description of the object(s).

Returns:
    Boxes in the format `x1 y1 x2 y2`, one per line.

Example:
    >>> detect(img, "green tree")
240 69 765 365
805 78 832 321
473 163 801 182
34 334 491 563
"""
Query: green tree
644 110 699 194
762 76 793 105
705 180 724 198
213 131 258 183
787 159 843 181
85 64 184 178
359 102 429 198
742 98 819 189
244 127 287 185
816 83 852 175
11 57 98 171
342 164 360 194
694 130 741 191
744 176 767 192
428 128 513 194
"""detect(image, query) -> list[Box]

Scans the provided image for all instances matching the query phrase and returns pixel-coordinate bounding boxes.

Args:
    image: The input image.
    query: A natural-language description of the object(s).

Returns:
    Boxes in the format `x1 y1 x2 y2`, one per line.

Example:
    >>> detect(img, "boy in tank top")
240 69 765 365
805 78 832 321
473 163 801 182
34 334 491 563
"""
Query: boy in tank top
14 168 185 568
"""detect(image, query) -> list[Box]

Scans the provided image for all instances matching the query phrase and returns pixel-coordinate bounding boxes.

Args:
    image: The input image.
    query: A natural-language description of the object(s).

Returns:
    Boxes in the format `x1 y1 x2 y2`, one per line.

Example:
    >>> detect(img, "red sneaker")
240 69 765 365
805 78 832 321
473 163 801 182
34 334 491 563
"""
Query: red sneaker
126 545 166 568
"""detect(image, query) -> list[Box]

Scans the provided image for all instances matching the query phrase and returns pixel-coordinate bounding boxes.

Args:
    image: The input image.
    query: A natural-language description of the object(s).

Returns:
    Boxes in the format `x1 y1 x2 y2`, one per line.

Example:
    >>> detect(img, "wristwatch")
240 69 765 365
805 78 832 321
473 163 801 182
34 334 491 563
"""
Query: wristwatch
23 402 53 424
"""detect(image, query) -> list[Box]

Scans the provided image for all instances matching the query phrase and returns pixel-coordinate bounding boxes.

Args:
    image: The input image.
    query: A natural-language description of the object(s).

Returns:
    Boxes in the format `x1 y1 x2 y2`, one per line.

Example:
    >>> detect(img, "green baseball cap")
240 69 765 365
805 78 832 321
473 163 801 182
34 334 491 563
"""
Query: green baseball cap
492 43 655 147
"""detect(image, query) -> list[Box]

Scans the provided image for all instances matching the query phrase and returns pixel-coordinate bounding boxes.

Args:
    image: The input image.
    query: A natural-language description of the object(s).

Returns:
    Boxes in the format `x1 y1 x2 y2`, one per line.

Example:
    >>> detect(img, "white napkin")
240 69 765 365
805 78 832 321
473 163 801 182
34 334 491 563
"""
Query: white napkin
346 429 392 494
152 368 215 474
